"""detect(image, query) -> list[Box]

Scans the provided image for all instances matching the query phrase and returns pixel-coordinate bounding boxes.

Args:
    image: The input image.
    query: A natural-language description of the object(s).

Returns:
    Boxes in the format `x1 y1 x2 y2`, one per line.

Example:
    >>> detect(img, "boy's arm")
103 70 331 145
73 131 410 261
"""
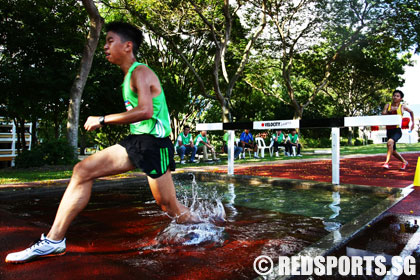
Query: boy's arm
177 136 183 147
84 66 156 131
189 135 194 147
382 103 390 115
403 105 415 130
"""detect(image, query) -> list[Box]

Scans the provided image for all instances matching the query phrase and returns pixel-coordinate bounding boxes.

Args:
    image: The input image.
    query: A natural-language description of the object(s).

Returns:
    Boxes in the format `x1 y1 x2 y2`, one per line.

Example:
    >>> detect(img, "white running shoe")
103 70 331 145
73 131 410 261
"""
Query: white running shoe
5 234 66 263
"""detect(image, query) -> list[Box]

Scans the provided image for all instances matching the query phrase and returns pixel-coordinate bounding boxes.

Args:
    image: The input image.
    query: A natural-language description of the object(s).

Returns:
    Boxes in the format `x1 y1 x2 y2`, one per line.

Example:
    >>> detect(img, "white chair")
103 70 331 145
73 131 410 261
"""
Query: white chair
291 145 297 156
235 139 252 159
268 140 275 157
241 147 252 159
255 137 273 158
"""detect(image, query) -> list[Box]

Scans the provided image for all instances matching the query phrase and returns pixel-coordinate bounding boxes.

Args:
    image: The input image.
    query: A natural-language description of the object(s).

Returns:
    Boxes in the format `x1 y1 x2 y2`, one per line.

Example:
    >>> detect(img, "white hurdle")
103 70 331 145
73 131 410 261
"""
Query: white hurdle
197 115 402 185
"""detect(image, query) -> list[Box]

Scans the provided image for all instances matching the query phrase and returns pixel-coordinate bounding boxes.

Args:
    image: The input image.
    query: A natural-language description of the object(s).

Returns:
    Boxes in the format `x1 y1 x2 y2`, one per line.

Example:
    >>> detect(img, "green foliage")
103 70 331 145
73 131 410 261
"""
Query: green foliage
339 138 366 147
354 139 364 146
0 0 87 144
15 139 76 168
340 139 349 146
94 125 130 150
301 137 331 148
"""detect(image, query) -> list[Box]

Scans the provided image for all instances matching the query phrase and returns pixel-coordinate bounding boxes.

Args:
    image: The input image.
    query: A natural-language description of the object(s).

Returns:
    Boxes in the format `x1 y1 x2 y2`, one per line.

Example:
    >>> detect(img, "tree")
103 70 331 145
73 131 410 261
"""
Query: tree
0 0 87 152
320 36 409 144
102 0 267 122
259 0 419 119
67 0 104 156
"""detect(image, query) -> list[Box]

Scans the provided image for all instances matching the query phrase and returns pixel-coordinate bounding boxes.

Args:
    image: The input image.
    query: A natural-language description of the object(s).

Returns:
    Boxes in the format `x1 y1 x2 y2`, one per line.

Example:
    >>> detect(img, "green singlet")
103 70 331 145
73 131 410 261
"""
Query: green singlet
194 134 207 147
179 133 192 145
288 133 298 143
122 62 171 138
272 133 284 143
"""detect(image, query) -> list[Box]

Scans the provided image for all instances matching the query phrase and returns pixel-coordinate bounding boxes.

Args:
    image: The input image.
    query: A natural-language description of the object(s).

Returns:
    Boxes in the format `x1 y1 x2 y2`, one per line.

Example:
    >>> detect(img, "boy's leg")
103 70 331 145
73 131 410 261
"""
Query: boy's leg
273 142 279 152
184 146 192 160
6 144 135 263
287 142 292 155
384 139 394 163
190 146 197 161
47 144 134 241
177 146 186 160
253 144 258 153
203 145 209 160
235 146 243 158
211 146 217 160
147 170 198 223
393 150 406 163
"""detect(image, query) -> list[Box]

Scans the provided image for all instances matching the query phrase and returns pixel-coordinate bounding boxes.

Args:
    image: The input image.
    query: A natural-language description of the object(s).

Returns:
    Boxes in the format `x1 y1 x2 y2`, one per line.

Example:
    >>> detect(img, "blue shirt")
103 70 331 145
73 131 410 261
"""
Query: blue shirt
240 132 254 143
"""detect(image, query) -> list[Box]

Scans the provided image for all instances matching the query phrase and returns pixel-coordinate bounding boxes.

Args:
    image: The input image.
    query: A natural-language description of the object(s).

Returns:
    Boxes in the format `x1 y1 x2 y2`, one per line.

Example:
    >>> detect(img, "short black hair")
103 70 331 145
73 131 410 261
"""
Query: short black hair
184 125 190 130
393 90 404 98
105 21 143 55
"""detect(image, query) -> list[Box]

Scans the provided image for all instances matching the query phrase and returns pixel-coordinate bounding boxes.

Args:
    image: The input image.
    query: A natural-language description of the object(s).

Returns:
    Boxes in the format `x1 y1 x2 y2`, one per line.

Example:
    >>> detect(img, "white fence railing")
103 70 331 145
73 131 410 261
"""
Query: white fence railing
0 121 32 167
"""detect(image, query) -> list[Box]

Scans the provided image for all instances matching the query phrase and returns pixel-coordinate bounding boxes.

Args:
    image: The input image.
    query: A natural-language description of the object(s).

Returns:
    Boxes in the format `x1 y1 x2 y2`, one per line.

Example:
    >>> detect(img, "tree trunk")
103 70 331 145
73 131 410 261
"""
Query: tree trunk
31 119 37 147
13 118 22 153
19 119 27 151
347 127 353 146
66 0 103 157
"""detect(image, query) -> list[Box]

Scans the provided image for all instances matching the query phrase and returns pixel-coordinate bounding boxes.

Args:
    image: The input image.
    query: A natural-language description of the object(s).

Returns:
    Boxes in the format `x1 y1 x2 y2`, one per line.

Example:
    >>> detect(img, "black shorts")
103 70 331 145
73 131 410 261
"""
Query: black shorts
386 128 402 150
119 134 176 178
242 142 254 148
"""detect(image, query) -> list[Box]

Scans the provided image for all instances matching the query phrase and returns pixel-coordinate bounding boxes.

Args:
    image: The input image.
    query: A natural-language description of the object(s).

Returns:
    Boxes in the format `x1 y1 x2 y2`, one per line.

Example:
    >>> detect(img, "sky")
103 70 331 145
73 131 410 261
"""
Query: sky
399 53 420 117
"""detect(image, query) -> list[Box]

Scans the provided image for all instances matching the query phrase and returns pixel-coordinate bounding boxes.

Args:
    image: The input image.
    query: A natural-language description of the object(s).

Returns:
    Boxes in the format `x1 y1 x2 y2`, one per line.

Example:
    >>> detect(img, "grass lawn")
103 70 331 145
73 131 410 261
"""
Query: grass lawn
1 143 419 185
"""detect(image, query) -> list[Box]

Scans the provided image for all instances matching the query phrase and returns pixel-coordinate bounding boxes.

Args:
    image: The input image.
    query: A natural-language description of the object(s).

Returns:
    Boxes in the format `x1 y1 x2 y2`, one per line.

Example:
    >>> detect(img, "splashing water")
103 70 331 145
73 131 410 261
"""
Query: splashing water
156 223 225 246
157 174 227 246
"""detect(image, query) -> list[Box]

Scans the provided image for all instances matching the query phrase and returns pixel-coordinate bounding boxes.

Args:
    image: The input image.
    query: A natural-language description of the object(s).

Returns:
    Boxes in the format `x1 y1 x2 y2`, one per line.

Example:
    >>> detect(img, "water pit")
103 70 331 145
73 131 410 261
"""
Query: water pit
0 173 408 279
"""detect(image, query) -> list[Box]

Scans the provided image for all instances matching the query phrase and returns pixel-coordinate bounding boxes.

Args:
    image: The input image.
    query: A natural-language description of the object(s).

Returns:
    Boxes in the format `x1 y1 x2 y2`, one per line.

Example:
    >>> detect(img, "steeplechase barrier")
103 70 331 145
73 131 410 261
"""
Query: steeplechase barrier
197 115 402 185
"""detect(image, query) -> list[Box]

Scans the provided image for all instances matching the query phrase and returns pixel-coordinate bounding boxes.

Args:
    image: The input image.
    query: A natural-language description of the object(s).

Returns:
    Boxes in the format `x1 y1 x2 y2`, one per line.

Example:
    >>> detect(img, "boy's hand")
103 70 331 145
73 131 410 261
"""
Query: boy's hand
84 116 102 131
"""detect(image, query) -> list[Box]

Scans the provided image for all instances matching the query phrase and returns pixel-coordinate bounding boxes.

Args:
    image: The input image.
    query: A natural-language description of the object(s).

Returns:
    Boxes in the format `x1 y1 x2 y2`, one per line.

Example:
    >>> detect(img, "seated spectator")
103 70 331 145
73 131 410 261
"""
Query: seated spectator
240 129 259 159
194 130 219 162
223 131 243 160
272 130 290 157
175 125 198 164
286 129 302 157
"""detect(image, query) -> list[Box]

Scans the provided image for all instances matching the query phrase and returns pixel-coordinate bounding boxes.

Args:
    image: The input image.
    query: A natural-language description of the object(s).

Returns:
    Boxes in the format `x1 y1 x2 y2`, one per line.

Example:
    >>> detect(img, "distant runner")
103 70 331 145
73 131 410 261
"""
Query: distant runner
381 90 414 170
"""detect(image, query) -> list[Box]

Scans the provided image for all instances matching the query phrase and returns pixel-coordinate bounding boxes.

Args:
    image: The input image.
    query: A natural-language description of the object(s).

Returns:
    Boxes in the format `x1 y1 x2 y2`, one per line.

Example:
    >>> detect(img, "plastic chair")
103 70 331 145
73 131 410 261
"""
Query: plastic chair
255 137 273 158
291 146 297 156
241 147 252 159
268 140 274 157
234 139 251 159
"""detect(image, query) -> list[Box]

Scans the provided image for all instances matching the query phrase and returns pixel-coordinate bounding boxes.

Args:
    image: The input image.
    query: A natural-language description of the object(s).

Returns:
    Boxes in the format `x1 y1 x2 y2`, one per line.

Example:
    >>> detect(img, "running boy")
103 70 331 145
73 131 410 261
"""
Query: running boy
382 90 415 170
6 21 198 264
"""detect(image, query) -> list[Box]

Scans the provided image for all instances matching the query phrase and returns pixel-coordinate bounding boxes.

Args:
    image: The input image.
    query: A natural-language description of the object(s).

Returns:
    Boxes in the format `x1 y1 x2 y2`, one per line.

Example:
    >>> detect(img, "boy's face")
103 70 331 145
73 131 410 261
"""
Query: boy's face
104 31 129 65
392 92 402 103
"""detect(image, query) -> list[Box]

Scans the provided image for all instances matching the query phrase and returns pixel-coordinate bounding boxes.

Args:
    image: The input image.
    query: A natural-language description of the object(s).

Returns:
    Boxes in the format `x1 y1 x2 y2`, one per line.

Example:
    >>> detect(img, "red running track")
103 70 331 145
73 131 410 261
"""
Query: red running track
0 153 419 279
